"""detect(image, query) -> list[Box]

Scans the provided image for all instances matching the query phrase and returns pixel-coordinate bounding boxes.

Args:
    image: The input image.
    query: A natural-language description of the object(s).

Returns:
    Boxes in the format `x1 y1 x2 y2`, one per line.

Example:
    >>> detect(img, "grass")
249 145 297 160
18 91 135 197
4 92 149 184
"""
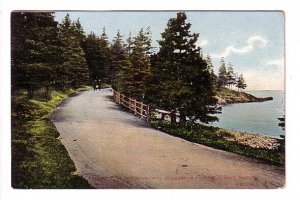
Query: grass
215 87 263 100
216 87 241 96
149 120 285 166
11 86 93 189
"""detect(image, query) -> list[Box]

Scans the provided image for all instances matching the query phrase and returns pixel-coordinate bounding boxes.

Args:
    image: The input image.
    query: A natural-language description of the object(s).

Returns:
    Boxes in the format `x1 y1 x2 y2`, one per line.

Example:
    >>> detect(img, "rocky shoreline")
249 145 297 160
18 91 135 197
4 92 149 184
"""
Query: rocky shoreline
216 129 282 150
213 88 280 150
215 88 273 105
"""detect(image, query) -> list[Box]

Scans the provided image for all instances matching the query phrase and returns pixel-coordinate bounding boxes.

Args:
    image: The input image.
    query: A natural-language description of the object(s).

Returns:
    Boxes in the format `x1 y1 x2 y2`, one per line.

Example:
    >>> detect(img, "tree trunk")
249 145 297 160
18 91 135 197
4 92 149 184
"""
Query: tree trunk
170 111 176 124
28 86 33 99
45 86 49 102
180 113 186 123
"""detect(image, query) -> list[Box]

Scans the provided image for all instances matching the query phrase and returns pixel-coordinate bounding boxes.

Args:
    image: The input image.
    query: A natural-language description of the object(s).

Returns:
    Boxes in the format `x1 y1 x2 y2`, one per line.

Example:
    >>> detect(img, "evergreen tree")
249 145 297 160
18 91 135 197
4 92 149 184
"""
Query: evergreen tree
74 18 85 41
205 54 217 88
217 57 227 88
57 14 89 88
110 30 127 90
236 73 247 92
150 12 218 123
125 32 134 56
11 12 61 100
81 32 102 83
226 62 236 89
121 28 152 101
98 27 112 84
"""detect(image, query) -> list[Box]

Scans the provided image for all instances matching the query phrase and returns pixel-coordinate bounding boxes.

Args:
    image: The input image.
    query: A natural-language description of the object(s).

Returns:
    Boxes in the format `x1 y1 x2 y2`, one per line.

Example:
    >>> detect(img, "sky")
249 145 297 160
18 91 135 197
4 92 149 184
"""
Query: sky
55 11 284 90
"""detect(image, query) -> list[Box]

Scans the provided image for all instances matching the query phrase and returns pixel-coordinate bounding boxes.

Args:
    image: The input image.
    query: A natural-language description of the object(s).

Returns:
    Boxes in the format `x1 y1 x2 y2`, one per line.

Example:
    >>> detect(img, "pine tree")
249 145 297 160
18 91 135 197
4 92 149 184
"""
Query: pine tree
99 27 112 85
57 14 89 88
150 12 218 123
125 32 134 56
217 57 227 88
11 12 61 100
81 32 102 84
226 62 236 89
74 18 85 41
110 30 127 90
205 54 217 88
121 28 152 101
236 73 247 92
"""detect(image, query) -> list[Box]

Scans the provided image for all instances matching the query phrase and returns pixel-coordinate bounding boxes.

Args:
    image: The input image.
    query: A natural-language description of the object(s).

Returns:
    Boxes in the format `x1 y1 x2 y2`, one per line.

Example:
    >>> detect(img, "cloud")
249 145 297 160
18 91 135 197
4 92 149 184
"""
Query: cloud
199 39 208 47
211 36 267 59
266 58 284 69
196 39 208 48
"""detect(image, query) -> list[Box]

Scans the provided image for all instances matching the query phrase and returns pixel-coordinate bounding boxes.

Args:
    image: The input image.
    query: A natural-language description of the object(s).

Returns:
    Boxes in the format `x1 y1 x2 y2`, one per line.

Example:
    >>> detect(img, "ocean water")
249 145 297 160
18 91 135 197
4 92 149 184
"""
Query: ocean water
210 90 285 137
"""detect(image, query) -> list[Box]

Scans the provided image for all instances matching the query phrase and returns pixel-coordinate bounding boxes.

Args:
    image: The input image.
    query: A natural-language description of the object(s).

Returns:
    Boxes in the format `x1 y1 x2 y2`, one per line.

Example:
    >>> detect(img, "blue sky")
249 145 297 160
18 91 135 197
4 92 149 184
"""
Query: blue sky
55 11 284 90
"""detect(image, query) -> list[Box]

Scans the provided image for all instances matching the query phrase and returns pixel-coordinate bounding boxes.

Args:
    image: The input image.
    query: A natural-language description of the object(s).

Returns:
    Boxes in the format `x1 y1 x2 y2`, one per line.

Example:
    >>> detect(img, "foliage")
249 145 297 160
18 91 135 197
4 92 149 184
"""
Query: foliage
149 12 218 123
57 14 90 88
11 12 90 100
120 28 152 101
81 32 102 82
11 12 61 98
205 54 217 88
226 62 236 89
217 57 227 88
110 30 128 90
217 58 247 92
99 28 113 84
236 73 247 91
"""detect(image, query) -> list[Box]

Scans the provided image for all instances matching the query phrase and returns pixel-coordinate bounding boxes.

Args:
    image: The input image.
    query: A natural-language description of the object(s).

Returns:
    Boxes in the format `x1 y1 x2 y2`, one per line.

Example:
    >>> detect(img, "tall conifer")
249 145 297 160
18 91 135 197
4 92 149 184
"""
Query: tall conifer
151 12 218 123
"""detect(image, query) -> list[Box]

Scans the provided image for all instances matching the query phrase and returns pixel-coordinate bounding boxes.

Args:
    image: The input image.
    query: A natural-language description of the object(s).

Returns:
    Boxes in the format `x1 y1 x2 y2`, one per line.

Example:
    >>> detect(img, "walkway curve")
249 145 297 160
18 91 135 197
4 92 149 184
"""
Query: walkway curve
51 88 284 189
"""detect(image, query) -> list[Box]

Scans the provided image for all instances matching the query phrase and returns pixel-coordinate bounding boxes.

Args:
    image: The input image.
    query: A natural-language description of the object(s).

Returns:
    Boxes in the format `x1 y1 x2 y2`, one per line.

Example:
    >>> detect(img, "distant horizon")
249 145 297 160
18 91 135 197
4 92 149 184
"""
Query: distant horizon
245 89 284 91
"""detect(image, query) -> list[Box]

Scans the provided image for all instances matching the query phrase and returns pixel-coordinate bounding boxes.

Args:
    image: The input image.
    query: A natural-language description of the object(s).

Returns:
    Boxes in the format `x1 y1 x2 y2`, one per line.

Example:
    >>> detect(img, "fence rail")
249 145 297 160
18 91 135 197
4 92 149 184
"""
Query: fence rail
113 90 150 121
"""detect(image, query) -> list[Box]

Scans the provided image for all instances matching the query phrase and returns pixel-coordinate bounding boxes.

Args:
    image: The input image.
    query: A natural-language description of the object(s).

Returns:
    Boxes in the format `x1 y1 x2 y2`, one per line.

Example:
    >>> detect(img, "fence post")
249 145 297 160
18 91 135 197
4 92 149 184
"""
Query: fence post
146 105 150 122
140 102 144 117
112 90 150 122
134 99 137 115
117 92 119 104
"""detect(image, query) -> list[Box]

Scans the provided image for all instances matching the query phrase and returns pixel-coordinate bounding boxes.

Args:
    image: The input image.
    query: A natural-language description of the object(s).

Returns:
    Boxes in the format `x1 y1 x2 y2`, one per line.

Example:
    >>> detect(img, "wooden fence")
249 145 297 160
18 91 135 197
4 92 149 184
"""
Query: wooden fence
113 90 150 122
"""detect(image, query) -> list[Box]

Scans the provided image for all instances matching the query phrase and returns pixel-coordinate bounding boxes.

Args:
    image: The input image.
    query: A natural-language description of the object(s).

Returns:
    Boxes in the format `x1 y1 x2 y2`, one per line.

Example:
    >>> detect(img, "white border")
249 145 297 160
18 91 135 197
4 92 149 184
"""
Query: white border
1 0 300 200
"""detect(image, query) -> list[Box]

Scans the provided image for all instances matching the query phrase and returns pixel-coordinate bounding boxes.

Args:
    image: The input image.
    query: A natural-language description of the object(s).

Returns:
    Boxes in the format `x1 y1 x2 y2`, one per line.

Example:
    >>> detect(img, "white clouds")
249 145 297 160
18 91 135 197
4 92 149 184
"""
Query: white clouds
211 36 267 59
199 39 208 47
266 58 284 69
196 39 208 48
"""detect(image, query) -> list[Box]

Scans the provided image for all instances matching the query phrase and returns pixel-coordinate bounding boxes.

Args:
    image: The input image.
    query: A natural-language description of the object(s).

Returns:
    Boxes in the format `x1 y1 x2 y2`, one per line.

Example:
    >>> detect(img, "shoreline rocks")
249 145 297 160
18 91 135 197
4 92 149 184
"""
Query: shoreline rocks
215 88 273 105
216 129 282 150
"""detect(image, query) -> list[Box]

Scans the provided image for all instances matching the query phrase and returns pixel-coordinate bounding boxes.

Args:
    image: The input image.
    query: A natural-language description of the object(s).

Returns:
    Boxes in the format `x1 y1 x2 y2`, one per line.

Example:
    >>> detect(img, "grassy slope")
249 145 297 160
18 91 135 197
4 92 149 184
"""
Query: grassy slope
11 87 93 189
150 120 284 166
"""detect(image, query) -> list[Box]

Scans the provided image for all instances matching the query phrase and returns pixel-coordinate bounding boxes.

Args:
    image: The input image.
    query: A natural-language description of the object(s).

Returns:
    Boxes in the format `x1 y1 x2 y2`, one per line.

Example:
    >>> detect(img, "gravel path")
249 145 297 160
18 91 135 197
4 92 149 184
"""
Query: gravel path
51 88 285 189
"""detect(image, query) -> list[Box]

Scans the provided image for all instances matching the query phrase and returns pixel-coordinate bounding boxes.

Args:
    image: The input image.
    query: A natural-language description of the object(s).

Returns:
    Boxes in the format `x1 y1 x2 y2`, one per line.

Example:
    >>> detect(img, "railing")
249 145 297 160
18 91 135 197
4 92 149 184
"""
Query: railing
113 90 150 122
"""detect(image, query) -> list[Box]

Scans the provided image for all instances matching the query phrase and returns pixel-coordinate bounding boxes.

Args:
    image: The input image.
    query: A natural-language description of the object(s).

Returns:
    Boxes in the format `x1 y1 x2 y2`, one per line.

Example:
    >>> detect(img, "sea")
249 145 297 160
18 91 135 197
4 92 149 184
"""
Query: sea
210 90 285 138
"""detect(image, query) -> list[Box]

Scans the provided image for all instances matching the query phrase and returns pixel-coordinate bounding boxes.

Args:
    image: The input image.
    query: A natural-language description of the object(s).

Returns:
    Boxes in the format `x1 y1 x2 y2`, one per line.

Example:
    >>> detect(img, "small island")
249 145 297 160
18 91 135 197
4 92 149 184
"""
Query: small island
215 87 273 105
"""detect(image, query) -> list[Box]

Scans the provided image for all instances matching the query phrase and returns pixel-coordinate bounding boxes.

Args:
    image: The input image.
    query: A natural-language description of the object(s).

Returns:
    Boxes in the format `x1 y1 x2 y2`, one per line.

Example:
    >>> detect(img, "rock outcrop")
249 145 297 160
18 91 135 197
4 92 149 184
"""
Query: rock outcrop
215 88 273 105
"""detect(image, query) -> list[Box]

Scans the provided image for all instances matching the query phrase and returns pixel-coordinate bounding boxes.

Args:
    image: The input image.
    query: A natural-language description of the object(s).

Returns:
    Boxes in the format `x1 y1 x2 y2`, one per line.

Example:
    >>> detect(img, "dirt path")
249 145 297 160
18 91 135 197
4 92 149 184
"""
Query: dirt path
51 88 285 189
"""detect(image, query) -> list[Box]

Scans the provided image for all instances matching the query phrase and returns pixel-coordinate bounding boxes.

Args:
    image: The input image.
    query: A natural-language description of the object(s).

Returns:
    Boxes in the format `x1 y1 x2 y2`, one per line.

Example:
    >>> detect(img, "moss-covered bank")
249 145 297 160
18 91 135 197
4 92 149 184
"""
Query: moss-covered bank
11 87 93 189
